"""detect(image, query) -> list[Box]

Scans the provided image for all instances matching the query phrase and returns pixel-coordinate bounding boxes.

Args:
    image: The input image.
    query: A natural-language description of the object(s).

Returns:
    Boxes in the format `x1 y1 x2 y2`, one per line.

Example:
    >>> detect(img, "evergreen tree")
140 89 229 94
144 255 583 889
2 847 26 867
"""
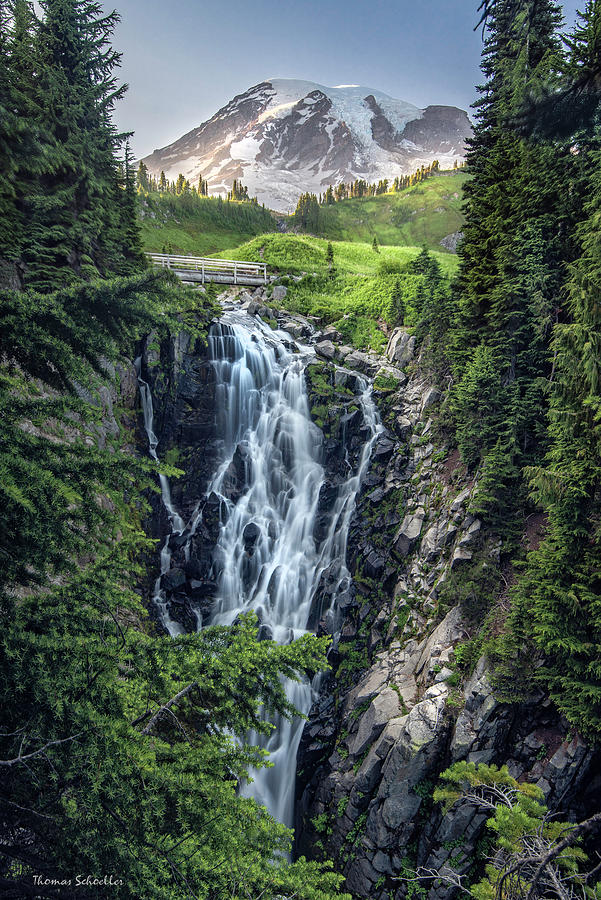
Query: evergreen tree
22 0 129 290
372 236 379 253
136 159 150 191
293 192 320 231
449 0 566 476
159 169 167 192
116 141 146 274
0 0 41 271
498 134 601 736
326 241 334 272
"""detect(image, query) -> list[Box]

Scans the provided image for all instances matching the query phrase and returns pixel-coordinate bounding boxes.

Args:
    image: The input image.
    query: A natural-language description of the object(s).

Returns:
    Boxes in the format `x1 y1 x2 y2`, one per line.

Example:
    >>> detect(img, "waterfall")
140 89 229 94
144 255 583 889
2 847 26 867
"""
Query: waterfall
135 357 185 637
136 310 381 828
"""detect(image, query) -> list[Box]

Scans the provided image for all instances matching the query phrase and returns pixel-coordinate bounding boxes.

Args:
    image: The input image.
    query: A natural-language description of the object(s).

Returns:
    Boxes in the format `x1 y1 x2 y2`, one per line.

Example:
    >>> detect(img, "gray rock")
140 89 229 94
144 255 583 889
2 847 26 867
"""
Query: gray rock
459 518 481 546
271 284 288 301
394 508 425 557
344 351 379 375
440 230 464 253
161 567 186 591
451 486 471 512
315 340 337 361
451 546 473 568
394 414 412 440
334 369 361 392
349 688 401 757
322 324 342 342
386 329 416 367
421 386 441 412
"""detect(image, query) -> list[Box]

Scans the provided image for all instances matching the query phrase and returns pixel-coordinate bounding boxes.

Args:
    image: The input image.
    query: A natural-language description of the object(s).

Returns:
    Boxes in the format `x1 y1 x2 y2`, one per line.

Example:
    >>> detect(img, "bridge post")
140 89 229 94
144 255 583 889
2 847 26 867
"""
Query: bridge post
201 263 205 284
234 262 237 285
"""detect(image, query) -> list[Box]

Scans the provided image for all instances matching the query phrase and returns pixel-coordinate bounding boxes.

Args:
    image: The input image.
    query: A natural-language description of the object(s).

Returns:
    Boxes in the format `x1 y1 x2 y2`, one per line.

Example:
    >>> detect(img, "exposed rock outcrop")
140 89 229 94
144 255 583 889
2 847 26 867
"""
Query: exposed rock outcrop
296 357 601 899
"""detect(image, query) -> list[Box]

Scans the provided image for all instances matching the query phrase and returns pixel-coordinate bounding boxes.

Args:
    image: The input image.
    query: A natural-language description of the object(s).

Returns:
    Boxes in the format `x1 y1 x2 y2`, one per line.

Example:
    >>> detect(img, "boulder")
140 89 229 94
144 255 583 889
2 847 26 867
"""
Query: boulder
349 688 401 757
322 324 342 342
271 284 288 301
315 340 337 361
421 385 441 412
386 329 416 367
161 567 186 592
242 522 261 553
393 414 412 441
344 351 379 375
394 508 425 557
451 546 473 568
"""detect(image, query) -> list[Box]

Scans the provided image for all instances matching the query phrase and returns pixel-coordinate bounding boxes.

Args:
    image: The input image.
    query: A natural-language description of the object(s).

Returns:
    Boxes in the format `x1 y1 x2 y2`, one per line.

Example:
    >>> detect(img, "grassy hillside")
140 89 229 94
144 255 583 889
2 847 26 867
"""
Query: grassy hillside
137 173 466 258
212 233 459 278
139 191 277 256
213 233 457 353
304 171 468 251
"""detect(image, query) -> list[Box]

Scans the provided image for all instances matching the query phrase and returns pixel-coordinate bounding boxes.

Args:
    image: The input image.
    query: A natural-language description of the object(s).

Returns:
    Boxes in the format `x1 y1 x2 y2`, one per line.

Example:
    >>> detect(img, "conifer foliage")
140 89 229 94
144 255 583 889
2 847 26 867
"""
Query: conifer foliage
430 0 601 738
0 0 144 290
0 4 350 899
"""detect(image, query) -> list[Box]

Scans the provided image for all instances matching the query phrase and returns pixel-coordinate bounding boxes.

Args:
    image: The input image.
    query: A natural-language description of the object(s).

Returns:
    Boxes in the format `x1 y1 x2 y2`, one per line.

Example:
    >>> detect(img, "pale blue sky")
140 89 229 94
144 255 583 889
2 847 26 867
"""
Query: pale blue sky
109 0 583 158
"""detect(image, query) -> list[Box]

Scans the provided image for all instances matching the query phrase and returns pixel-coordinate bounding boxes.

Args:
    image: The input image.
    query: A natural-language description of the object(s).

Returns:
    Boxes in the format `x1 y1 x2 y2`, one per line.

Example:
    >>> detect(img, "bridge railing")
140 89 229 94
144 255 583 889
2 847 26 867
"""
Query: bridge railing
147 253 267 285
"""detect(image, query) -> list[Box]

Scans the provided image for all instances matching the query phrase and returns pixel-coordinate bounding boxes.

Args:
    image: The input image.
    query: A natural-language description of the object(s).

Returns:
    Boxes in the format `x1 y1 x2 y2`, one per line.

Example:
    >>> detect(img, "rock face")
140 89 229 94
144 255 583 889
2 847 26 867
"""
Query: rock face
137 292 600 897
141 78 472 212
386 329 416 368
296 362 601 898
138 327 220 631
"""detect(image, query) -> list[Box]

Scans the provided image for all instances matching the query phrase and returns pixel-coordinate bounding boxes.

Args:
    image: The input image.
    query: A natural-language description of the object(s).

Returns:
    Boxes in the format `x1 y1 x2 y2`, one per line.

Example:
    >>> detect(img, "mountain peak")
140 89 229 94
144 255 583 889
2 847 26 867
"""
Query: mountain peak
142 78 472 212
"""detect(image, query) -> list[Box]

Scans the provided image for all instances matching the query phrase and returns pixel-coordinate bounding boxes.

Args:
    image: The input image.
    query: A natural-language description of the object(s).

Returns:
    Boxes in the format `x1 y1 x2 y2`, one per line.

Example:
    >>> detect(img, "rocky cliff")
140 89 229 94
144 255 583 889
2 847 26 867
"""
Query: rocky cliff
295 330 601 898
136 290 600 898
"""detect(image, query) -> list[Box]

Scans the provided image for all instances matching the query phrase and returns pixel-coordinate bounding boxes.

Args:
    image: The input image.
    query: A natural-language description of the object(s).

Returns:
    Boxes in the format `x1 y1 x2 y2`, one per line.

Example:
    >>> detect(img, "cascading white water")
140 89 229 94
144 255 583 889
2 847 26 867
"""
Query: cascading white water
136 311 381 828
205 311 381 826
135 357 185 637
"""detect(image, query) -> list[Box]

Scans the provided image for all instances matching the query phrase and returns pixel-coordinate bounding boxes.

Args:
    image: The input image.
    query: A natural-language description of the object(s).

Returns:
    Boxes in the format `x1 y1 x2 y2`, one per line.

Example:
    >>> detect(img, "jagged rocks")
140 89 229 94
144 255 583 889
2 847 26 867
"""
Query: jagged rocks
349 689 401 757
344 350 381 376
386 329 415 368
394 508 425 557
296 354 601 899
271 284 288 301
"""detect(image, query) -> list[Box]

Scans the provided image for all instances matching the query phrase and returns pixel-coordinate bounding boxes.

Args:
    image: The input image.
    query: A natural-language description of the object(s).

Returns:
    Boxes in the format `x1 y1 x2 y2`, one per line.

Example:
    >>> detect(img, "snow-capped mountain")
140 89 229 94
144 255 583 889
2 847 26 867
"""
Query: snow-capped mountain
141 79 472 212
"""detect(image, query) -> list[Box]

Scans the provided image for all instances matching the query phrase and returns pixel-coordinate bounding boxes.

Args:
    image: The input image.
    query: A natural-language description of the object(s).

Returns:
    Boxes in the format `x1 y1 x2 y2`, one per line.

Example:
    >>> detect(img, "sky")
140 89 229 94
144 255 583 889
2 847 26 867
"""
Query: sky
110 0 583 160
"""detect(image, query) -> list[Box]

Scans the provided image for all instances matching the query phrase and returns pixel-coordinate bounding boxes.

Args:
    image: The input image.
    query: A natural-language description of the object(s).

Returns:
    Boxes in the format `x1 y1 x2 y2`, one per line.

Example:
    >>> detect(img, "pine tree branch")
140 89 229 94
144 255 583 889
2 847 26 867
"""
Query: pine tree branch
524 812 601 900
139 682 199 736
0 733 82 766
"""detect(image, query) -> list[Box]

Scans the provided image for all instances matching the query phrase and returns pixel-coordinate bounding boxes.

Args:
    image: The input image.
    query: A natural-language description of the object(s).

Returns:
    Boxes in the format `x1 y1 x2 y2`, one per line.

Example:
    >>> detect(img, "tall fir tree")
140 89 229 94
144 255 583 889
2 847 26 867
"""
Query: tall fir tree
495 0 601 737
22 0 128 290
0 0 41 270
449 0 566 478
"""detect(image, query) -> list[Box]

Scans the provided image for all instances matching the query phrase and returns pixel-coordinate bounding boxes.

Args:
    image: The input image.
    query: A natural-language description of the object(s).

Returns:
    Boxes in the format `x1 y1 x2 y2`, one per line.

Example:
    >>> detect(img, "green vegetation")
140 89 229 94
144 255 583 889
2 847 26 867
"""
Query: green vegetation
211 233 456 352
139 190 276 256
432 763 601 898
213 232 459 277
279 243 450 352
0 3 350 898
309 172 468 251
397 0 601 741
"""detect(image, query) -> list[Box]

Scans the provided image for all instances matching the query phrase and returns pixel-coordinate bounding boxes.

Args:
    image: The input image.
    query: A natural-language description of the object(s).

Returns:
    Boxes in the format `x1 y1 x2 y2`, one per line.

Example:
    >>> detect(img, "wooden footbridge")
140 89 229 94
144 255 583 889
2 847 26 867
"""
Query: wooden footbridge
147 253 267 286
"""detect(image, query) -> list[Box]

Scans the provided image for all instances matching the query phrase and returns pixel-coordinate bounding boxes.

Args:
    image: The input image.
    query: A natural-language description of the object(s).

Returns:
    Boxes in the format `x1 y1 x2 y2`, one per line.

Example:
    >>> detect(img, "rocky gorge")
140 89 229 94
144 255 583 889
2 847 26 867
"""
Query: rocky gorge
134 287 601 899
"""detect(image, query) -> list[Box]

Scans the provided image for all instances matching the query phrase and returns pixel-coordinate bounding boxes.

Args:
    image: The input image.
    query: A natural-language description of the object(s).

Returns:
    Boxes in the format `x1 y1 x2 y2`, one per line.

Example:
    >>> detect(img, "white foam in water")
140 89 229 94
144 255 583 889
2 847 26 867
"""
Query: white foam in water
137 310 381 827
206 311 381 826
